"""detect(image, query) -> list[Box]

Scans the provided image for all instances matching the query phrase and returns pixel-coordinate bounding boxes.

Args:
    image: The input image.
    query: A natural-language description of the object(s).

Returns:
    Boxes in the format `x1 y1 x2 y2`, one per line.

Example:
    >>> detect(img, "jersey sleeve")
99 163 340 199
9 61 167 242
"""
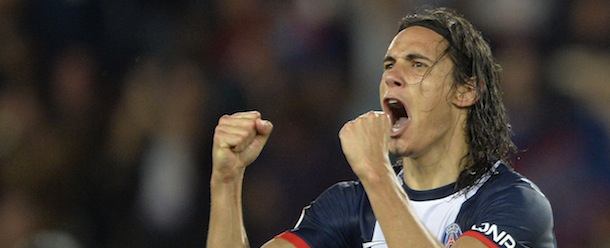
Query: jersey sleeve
461 179 556 248
276 181 365 248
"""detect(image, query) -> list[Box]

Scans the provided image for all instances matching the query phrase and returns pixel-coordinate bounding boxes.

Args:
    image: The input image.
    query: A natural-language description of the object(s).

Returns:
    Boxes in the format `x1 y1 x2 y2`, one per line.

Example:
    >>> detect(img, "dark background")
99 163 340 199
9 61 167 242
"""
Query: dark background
0 0 608 247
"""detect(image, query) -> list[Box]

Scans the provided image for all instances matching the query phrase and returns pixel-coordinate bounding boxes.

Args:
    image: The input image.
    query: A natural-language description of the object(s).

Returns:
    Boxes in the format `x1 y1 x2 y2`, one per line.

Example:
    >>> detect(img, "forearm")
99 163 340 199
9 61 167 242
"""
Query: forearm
360 169 442 248
207 172 249 248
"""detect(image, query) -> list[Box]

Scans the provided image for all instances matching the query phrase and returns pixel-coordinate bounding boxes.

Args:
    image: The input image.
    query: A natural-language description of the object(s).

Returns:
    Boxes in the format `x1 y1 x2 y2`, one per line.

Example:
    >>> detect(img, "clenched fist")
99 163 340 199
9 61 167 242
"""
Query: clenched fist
339 111 393 179
212 111 273 182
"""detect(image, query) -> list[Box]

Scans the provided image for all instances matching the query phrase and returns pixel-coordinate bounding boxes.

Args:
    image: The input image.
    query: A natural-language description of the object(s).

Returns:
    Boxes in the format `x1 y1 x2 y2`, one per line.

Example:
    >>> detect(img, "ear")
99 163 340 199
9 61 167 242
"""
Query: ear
452 77 480 107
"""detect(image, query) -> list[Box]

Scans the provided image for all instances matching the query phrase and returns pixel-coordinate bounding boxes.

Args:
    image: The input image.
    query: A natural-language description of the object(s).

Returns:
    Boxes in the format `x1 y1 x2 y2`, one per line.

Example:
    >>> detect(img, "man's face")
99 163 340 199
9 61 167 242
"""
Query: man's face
379 26 459 158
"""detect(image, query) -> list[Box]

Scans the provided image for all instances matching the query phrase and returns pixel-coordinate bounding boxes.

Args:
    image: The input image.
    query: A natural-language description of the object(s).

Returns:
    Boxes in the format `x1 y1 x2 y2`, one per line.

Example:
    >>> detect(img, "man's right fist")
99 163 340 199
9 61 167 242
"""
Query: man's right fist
212 111 273 181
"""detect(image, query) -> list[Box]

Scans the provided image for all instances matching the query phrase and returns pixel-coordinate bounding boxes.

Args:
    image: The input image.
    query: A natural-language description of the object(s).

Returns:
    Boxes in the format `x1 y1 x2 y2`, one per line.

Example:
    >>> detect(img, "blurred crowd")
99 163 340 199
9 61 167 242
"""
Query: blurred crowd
0 0 608 247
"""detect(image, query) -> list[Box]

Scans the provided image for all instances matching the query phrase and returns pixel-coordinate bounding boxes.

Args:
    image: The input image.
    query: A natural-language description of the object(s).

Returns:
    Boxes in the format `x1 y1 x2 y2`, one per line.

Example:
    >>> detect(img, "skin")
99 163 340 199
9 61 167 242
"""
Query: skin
208 26 487 248
378 26 474 190
208 111 273 247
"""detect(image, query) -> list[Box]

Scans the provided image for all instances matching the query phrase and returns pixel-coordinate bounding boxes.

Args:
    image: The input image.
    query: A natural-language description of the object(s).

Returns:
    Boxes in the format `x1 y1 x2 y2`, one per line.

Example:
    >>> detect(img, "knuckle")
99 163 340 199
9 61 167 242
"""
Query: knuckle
218 114 233 124
213 125 226 135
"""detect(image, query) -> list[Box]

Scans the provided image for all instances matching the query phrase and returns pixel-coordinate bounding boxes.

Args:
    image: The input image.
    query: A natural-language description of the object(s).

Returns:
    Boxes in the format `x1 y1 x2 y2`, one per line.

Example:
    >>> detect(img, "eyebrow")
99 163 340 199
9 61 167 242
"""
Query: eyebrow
383 53 435 63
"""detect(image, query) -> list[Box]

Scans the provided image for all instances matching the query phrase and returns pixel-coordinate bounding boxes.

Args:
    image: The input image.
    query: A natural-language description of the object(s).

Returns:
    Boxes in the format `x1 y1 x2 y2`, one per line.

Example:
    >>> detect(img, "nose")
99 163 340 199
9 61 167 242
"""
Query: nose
384 69 405 88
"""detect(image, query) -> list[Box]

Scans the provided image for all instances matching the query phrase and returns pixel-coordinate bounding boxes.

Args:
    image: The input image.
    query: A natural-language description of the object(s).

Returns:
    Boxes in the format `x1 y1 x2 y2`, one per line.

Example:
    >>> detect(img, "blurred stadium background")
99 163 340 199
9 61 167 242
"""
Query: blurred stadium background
0 0 608 247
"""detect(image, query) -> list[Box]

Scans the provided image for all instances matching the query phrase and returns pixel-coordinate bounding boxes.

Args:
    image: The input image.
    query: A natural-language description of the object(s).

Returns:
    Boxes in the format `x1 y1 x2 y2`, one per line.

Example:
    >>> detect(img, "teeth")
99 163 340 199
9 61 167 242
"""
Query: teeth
388 99 398 105
392 122 401 132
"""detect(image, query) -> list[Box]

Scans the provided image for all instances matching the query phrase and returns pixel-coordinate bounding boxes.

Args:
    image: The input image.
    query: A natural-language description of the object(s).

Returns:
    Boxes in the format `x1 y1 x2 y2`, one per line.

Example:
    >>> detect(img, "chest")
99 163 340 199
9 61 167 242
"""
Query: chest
368 195 469 247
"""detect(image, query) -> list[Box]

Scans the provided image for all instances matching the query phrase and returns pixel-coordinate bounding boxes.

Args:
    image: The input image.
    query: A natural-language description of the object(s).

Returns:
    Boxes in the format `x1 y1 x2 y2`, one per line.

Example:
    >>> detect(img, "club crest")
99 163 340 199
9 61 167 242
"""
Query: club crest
442 223 462 248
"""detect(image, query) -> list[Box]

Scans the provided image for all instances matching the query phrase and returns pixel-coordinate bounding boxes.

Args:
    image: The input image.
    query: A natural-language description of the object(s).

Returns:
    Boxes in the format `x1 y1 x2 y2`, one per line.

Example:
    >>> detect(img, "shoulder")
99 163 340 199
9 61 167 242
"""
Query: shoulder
310 180 367 209
284 180 371 247
468 163 553 220
327 180 364 190
482 164 549 205
458 163 556 247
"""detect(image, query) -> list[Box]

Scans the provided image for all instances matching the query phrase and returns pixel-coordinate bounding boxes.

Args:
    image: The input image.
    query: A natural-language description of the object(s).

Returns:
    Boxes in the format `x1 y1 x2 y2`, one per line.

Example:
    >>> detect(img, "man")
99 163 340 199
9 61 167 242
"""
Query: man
208 7 556 248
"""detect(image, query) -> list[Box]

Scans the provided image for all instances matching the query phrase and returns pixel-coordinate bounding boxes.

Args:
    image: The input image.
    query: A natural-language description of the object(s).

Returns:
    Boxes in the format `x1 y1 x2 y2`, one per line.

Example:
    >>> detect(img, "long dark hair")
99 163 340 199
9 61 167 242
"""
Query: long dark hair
398 7 516 191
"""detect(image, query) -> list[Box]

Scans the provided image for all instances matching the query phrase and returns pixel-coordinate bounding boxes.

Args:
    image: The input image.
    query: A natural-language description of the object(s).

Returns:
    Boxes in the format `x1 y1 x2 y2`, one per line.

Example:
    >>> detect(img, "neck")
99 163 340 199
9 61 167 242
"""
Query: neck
401 115 469 191
401 156 463 190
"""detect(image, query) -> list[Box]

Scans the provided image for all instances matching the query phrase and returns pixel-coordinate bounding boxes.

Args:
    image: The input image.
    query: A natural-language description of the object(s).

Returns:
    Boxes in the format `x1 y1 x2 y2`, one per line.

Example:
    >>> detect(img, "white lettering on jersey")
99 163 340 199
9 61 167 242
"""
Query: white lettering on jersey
471 223 516 248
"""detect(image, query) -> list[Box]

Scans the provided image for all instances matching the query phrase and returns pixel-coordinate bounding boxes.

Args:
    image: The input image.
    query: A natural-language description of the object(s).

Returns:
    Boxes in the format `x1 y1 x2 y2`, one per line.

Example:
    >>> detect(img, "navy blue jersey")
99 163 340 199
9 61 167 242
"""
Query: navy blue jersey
276 162 556 248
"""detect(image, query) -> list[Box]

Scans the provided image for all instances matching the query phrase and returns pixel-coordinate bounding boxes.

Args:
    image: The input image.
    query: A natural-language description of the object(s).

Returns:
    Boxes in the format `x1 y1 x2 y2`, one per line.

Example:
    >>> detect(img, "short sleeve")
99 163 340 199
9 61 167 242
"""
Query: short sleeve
461 180 556 248
277 181 366 248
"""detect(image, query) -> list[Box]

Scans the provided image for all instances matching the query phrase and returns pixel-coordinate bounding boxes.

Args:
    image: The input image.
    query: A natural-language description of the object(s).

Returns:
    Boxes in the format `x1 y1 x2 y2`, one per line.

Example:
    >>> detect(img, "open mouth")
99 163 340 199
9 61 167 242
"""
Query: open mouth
385 98 409 133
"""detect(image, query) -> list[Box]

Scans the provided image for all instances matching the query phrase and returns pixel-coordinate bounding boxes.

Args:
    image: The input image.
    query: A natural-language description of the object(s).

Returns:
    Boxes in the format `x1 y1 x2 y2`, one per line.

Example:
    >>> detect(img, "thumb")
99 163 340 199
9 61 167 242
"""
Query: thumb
247 119 273 156
255 119 273 137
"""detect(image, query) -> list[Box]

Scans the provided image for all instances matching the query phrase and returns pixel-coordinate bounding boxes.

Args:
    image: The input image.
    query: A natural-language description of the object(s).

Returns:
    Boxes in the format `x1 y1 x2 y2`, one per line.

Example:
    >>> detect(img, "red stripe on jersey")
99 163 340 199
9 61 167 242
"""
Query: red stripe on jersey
276 232 311 248
462 230 499 248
